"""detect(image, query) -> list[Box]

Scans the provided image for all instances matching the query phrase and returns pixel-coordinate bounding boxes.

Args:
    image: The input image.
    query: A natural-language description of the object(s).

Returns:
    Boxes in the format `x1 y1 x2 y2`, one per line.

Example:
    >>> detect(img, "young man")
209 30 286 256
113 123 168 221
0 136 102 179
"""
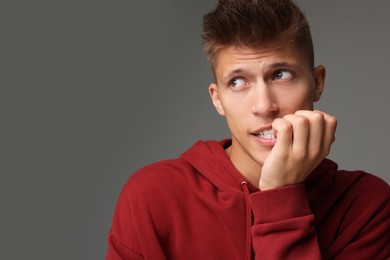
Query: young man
107 0 390 259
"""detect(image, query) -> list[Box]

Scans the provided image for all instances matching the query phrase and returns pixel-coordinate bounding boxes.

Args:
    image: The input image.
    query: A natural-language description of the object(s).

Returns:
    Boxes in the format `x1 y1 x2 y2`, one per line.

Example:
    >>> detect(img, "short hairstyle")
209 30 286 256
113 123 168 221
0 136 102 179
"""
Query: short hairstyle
202 0 314 70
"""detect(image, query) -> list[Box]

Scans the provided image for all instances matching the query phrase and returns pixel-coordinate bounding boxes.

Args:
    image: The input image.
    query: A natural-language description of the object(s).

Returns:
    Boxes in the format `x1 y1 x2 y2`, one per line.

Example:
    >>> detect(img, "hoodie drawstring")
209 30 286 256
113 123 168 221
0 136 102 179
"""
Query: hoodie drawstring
241 181 252 260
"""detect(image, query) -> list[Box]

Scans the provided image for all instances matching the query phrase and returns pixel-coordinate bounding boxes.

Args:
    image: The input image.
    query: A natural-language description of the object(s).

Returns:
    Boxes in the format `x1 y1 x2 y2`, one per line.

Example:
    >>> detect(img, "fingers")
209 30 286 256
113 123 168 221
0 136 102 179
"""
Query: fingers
294 110 325 157
271 117 293 158
272 110 337 159
297 110 337 156
283 113 311 156
318 110 337 155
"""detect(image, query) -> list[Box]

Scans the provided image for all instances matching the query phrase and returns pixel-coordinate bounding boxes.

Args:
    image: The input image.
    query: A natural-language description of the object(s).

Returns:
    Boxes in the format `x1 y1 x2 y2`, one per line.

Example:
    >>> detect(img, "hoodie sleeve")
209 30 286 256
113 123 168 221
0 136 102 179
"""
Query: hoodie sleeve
250 184 322 259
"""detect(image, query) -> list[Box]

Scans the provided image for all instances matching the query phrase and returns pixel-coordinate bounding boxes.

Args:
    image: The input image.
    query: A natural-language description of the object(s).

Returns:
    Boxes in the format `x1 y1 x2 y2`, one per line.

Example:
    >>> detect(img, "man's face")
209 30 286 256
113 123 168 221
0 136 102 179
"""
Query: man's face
209 44 325 173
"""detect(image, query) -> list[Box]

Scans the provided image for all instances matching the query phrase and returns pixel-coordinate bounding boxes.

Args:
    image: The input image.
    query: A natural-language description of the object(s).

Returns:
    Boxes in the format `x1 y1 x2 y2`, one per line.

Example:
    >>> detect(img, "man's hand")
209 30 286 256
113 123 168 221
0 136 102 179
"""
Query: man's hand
259 110 337 191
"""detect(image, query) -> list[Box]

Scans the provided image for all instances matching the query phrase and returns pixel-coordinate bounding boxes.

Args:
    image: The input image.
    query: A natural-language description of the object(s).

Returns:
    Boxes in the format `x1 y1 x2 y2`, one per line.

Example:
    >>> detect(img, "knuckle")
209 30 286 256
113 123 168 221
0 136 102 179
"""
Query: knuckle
295 116 309 127
276 118 293 131
327 115 337 126
312 111 325 122
280 122 293 132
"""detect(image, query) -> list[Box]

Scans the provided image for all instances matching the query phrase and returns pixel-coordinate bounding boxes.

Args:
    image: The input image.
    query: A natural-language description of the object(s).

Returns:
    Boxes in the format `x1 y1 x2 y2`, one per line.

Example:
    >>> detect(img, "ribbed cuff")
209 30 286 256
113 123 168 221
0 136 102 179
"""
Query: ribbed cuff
250 184 312 224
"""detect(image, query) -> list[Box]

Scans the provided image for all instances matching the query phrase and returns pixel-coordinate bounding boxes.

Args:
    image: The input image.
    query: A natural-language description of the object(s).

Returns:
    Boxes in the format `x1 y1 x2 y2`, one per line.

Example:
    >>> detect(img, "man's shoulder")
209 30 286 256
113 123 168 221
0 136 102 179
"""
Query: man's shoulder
334 169 390 203
121 158 199 196
337 169 389 190
130 158 194 183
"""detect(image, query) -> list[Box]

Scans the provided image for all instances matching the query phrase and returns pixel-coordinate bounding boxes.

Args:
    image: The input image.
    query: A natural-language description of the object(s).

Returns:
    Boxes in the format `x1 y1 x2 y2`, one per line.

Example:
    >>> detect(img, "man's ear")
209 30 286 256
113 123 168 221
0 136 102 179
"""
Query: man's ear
209 83 225 116
313 65 326 102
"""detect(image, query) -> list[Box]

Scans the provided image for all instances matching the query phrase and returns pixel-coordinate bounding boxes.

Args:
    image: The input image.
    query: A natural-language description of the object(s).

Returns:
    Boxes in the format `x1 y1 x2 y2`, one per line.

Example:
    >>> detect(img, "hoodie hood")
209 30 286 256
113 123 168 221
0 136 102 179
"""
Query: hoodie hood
181 139 252 193
181 139 339 196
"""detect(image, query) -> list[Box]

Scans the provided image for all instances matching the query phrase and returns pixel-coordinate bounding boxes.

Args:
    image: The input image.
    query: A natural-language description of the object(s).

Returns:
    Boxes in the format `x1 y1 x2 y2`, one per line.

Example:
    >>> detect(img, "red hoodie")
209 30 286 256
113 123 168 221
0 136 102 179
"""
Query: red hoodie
107 140 390 259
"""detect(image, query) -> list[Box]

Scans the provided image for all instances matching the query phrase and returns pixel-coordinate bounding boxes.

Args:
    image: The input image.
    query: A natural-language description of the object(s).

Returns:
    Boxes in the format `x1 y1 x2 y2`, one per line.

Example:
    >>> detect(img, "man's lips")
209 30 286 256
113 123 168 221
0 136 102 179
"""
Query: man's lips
251 127 277 146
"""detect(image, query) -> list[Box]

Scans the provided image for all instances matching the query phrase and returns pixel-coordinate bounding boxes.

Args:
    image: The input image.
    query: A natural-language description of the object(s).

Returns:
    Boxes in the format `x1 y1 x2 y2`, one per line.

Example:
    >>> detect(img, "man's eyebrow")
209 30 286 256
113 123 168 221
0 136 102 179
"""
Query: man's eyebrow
222 68 246 81
267 62 298 69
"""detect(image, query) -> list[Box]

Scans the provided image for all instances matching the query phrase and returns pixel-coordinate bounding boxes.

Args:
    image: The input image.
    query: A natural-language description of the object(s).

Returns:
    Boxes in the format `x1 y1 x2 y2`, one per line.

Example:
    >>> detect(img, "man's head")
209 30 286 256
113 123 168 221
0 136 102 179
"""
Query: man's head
202 0 314 71
202 0 326 174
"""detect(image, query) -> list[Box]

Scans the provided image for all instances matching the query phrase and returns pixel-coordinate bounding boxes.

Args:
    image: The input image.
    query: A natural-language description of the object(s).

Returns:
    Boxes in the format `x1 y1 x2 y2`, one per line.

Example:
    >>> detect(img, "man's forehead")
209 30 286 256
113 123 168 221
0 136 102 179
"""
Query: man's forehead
216 45 297 66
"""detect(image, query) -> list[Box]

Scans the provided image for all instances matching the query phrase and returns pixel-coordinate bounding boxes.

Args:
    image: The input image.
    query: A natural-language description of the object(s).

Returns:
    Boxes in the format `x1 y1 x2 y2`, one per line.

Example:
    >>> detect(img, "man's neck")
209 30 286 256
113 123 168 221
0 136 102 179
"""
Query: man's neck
225 145 261 188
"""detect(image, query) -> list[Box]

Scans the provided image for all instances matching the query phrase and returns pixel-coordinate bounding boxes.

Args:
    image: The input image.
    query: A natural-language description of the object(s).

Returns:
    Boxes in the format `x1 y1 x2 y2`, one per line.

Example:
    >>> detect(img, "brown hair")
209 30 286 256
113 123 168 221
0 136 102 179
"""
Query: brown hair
202 0 314 69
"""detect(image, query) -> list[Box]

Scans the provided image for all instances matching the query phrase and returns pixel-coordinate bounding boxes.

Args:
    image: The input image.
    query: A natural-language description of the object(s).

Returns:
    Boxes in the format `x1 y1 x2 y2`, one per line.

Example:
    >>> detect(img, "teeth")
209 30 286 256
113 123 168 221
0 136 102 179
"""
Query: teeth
256 129 275 139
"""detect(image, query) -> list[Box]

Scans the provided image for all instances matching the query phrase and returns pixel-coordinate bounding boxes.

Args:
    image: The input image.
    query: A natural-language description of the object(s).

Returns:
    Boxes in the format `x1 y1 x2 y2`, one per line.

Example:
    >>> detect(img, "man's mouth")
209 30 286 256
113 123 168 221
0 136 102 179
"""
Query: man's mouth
253 129 275 139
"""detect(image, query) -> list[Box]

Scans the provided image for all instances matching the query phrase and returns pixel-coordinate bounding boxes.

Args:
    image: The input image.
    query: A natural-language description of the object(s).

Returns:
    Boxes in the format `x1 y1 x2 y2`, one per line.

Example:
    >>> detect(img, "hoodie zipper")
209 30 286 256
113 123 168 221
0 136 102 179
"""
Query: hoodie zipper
241 181 252 260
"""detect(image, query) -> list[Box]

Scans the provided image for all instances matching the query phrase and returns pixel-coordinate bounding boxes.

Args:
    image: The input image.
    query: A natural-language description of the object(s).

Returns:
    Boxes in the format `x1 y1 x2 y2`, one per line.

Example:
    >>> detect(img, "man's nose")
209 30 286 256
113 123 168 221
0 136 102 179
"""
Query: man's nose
251 83 279 117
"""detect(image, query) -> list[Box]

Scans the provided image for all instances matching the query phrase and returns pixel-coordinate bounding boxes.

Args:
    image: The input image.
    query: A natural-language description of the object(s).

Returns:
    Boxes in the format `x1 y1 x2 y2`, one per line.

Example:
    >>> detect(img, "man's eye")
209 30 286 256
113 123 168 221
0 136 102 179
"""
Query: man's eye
229 78 246 88
274 70 293 80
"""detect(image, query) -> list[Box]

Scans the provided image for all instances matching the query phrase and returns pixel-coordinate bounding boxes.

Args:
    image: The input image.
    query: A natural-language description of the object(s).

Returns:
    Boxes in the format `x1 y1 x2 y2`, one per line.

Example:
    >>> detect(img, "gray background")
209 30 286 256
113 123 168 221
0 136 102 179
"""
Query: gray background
1 0 389 259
